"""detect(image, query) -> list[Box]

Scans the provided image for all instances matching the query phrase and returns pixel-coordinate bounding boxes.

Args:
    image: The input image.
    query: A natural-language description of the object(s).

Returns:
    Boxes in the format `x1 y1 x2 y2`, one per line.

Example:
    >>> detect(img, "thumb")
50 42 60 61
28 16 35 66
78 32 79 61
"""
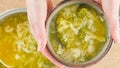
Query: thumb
101 0 120 43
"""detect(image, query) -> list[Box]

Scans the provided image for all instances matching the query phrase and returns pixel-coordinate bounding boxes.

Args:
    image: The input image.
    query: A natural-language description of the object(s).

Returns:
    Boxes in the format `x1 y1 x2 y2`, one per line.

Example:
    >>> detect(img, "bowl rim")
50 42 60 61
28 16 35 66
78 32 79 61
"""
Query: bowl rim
0 8 26 20
46 0 113 67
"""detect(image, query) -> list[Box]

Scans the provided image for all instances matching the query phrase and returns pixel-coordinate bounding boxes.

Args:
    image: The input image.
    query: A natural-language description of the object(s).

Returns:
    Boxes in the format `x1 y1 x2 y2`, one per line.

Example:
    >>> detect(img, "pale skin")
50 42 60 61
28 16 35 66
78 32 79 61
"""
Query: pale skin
95 0 120 43
27 0 64 67
27 0 120 68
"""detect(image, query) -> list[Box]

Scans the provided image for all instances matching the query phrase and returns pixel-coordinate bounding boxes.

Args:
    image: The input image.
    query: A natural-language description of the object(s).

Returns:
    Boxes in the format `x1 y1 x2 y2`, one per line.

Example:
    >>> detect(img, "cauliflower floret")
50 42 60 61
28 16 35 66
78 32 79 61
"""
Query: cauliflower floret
4 26 14 33
71 48 80 59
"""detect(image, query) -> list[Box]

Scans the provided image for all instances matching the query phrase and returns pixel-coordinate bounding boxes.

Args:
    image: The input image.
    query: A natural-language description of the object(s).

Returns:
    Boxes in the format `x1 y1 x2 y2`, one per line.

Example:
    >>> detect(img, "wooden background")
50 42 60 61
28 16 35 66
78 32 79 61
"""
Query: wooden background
0 0 120 68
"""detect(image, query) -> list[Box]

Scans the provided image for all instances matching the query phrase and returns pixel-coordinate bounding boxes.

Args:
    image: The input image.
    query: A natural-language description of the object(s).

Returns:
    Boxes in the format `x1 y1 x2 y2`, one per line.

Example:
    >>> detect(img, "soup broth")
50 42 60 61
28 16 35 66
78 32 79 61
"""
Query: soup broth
48 4 108 64
0 13 57 68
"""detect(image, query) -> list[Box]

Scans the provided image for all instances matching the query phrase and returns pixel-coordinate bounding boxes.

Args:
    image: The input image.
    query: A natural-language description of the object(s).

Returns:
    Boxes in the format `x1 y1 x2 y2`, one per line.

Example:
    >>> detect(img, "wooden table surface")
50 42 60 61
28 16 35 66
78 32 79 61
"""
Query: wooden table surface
0 0 120 68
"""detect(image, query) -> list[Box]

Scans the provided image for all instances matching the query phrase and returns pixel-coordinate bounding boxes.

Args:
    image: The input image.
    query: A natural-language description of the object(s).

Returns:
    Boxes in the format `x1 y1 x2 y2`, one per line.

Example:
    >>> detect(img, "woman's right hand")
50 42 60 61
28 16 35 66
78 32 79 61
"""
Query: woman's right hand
95 0 120 43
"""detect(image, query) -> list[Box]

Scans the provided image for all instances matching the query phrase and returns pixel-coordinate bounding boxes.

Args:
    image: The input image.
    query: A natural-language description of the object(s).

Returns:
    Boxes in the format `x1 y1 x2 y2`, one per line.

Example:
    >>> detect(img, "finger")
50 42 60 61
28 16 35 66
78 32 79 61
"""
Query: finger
26 0 47 51
43 1 64 67
110 16 120 43
101 0 120 43
42 47 65 68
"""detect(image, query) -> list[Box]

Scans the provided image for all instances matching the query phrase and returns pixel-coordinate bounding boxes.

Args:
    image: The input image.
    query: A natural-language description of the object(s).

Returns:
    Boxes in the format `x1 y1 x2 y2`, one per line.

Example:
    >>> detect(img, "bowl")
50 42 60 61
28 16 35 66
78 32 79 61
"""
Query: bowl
0 8 57 68
46 0 113 67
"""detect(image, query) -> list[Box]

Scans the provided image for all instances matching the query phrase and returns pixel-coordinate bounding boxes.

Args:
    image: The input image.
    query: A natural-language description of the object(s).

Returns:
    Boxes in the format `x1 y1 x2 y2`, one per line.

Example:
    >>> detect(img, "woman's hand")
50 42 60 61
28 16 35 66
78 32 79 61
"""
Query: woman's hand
27 0 65 68
95 0 120 43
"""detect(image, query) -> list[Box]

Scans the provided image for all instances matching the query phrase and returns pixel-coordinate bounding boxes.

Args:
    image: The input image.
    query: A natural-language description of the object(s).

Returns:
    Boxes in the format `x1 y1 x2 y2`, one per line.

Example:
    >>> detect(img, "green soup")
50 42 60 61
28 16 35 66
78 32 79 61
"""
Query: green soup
48 3 108 64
